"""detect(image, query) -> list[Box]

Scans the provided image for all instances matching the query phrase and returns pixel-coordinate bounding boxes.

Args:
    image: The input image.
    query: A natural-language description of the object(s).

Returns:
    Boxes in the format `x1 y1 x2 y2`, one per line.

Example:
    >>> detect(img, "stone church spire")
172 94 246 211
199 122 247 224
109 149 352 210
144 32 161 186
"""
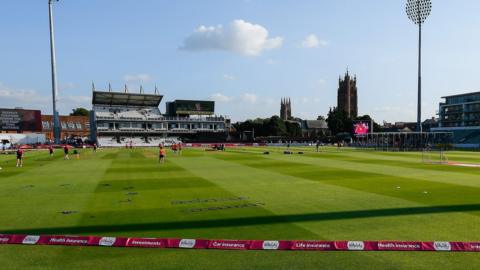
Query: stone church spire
337 70 358 118
280 97 292 121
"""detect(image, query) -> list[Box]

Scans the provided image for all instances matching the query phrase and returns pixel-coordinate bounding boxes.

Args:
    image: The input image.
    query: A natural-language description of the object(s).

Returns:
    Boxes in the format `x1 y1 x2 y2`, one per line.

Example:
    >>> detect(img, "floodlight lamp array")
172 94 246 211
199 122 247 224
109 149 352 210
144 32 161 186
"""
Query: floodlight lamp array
406 0 432 25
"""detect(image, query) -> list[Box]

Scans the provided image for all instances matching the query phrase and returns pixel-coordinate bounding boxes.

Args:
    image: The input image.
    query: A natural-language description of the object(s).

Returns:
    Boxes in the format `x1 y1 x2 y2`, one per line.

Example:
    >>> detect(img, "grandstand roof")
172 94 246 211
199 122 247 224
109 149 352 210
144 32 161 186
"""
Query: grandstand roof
441 91 480 99
92 91 163 107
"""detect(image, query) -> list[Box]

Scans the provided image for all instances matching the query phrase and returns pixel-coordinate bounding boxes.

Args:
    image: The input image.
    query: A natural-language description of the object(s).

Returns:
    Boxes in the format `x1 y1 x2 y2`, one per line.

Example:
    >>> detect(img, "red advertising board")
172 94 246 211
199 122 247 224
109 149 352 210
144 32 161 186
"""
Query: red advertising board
1 234 479 253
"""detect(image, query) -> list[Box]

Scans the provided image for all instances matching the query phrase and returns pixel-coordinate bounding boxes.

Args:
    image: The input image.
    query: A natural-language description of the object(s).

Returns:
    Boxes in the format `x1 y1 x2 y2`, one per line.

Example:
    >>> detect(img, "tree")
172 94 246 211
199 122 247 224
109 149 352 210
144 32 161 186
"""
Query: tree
233 115 302 138
285 121 302 137
317 115 326 121
70 108 89 116
265 116 287 136
326 107 353 135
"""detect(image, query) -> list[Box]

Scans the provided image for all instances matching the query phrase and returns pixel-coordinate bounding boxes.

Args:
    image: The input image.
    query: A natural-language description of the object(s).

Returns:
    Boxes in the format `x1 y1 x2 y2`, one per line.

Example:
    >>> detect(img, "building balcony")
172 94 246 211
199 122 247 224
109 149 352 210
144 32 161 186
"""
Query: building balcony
442 111 463 115
96 127 225 134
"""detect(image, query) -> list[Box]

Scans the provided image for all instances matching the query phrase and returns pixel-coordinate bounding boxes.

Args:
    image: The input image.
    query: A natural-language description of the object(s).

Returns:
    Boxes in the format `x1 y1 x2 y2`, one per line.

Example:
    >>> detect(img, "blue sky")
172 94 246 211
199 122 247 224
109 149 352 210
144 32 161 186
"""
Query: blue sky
1 0 480 123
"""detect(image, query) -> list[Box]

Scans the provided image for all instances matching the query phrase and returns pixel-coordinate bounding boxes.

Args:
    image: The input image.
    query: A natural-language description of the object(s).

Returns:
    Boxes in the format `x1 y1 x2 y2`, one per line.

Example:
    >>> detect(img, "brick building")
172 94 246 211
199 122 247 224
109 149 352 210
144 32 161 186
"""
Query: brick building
41 115 90 141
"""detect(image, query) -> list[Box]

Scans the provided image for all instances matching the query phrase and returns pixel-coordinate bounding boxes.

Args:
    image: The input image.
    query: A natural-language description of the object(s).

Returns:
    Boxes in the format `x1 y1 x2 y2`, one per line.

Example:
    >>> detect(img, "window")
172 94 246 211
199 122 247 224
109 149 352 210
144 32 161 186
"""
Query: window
67 122 75 130
61 122 67 129
42 121 50 130
75 123 83 130
132 123 142 128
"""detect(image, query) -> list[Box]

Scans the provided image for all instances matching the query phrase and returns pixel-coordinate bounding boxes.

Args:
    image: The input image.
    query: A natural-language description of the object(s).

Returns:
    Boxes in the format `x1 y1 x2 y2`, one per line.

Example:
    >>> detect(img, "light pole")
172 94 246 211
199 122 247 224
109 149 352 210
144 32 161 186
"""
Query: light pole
48 0 61 143
406 0 432 133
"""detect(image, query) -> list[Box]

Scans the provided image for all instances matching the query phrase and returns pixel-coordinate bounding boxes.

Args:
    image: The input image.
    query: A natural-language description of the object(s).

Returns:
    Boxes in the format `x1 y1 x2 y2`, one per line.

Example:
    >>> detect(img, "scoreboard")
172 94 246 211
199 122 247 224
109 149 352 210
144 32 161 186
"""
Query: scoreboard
169 100 215 116
0 109 42 132
353 120 372 136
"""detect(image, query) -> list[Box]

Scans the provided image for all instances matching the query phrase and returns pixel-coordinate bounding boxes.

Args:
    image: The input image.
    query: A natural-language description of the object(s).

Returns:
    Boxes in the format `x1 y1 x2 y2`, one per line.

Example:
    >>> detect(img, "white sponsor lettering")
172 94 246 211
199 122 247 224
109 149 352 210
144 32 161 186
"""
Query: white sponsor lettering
211 241 245 248
50 238 66 243
179 239 196 248
470 244 480 250
347 241 365 250
22 235 40 245
99 237 116 246
49 237 88 245
378 242 421 250
0 237 10 243
130 240 163 247
65 239 88 244
293 242 331 249
262 241 280 250
434 242 451 251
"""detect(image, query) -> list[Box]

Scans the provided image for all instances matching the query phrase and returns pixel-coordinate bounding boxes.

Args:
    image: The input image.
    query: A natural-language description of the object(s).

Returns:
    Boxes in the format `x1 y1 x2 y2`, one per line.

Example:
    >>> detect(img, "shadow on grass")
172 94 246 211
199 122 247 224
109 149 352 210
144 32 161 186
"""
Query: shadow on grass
3 204 480 235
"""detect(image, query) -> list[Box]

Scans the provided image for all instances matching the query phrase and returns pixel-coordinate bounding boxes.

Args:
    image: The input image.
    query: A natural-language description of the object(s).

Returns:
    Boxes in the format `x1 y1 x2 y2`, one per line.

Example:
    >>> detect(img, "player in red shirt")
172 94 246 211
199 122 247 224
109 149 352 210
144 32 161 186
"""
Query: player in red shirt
16 148 24 167
49 145 54 157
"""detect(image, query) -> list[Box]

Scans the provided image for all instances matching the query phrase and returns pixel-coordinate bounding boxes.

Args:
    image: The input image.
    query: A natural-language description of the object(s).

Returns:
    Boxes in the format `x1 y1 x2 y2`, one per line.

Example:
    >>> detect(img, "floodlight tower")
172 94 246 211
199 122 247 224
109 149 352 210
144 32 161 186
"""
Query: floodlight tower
406 0 432 132
48 0 61 143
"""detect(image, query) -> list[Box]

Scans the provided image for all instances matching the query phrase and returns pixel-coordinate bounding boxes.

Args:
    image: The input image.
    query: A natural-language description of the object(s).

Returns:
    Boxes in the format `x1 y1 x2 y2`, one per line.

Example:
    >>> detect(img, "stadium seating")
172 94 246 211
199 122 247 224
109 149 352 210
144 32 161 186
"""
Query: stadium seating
95 106 164 121
118 110 144 120
97 136 181 147
92 93 227 147
97 137 119 147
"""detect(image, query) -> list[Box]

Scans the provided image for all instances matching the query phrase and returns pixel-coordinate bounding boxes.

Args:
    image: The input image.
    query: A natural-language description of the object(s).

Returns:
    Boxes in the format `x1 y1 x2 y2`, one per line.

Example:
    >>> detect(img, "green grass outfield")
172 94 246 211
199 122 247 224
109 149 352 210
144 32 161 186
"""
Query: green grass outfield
0 146 479 269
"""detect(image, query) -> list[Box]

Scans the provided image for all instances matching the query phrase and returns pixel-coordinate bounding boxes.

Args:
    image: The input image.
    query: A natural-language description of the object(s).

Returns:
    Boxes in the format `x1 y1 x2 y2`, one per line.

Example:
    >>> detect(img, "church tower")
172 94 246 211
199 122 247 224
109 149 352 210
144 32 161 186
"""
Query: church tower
280 97 292 120
337 70 358 118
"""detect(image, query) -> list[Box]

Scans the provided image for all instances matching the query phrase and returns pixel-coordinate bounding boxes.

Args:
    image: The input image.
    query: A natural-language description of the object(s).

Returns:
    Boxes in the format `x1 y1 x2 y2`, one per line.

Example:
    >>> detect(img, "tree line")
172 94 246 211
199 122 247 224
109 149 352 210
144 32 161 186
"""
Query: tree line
233 116 302 138
233 107 381 140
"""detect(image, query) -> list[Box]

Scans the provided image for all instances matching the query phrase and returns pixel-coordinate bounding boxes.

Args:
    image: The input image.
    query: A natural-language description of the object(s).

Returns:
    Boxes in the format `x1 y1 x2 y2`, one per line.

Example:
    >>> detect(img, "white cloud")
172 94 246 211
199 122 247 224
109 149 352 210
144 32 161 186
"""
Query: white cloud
211 93 274 121
264 98 276 106
208 92 257 104
210 93 233 102
372 106 416 122
297 111 314 119
241 93 258 104
59 82 77 92
57 95 91 112
223 74 236 80
0 83 49 105
298 97 310 104
59 95 90 104
180 19 283 56
124 74 153 83
266 58 277 65
318 79 326 85
301 34 328 48
0 82 90 114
